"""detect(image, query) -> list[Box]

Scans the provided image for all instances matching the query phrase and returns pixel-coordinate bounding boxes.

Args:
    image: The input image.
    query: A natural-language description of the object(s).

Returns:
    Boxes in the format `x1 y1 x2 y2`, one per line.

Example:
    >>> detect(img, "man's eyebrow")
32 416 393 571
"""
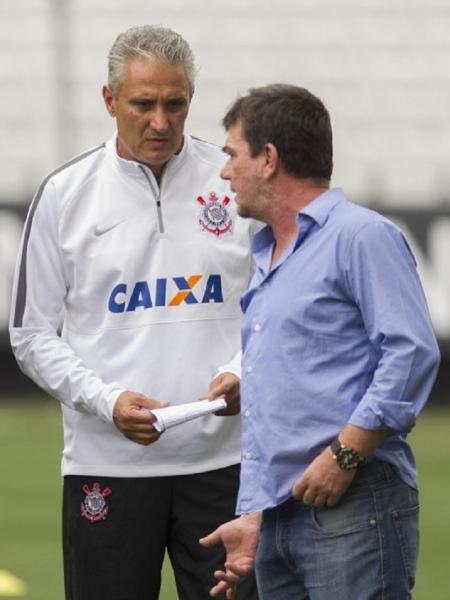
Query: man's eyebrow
222 145 232 155
130 96 155 102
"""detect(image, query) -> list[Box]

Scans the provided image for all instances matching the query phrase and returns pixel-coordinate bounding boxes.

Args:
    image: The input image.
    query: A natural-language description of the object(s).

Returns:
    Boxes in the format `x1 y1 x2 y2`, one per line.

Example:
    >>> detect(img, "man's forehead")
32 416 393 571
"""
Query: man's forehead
226 121 246 144
121 57 189 90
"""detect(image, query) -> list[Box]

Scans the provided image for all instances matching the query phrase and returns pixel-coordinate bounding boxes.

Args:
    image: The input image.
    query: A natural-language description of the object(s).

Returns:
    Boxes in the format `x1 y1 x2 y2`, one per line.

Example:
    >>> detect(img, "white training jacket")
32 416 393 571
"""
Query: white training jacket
10 134 256 477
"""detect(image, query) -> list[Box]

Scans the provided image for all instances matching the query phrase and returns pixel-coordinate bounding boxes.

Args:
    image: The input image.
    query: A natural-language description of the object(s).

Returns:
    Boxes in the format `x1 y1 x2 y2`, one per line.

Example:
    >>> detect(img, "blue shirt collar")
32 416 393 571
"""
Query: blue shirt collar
251 187 346 255
299 187 345 227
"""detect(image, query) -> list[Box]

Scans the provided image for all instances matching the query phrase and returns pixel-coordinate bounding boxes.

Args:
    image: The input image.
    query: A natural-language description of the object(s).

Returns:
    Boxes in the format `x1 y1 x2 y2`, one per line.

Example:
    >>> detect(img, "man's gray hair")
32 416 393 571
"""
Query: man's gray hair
107 25 196 97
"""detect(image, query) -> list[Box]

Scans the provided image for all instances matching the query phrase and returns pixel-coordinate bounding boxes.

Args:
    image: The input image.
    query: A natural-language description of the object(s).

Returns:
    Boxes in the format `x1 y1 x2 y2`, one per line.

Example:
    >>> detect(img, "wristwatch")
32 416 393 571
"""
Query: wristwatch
330 438 365 470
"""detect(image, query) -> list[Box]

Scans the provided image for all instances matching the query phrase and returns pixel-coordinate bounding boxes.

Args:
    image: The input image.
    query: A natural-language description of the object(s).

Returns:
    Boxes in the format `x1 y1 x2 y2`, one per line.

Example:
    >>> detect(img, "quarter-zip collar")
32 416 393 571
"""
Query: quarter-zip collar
105 132 192 234
105 131 191 183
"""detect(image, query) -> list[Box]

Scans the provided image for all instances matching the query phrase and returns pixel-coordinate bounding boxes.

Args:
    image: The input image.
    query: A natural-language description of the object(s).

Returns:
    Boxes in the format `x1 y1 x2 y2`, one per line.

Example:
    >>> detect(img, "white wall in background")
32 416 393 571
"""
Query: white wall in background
1 0 450 206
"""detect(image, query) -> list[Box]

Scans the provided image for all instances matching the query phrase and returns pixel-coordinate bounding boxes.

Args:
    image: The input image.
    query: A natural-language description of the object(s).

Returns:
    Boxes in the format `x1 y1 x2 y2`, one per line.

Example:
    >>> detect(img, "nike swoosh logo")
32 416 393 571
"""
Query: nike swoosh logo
94 220 124 236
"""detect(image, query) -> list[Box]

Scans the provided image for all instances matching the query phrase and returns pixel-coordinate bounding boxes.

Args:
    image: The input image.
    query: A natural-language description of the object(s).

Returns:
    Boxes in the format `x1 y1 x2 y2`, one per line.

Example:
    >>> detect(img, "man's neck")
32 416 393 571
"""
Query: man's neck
267 179 329 268
115 135 168 184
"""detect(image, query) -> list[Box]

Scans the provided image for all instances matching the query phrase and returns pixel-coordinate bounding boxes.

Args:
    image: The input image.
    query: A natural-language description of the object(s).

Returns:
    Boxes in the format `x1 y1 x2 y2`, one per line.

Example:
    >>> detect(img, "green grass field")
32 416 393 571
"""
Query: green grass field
1 396 449 599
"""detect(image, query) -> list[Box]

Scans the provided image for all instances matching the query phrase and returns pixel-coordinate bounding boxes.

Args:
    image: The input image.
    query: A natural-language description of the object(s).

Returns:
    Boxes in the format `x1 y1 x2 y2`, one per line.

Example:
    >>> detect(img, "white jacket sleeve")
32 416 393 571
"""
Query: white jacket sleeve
9 180 125 423
213 219 261 380
216 350 242 380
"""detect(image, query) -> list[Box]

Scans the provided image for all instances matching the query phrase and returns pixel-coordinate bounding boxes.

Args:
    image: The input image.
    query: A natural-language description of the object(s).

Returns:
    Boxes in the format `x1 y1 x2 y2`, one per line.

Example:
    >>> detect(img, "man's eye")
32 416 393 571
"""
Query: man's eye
132 101 153 109
167 99 187 109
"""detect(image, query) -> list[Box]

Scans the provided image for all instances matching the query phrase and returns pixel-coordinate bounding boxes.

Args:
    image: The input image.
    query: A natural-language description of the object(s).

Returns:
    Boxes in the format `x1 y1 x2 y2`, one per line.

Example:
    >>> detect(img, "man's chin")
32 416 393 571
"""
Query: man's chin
137 152 172 172
236 204 252 219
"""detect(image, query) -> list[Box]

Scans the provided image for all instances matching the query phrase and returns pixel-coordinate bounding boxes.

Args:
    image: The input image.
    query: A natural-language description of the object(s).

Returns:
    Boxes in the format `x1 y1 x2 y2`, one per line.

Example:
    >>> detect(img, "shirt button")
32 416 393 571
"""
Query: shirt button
244 410 251 417
254 323 261 331
244 452 252 460
247 366 253 373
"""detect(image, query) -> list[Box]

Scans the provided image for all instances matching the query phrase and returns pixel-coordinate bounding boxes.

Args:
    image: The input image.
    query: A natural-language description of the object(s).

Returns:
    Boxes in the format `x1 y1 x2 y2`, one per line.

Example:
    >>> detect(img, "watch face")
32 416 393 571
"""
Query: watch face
331 439 364 470
338 449 359 469
336 447 363 470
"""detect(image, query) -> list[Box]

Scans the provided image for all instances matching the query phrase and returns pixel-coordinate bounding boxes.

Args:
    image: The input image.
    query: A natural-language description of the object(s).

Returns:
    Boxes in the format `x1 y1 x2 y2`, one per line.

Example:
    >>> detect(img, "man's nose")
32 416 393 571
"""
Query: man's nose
150 107 169 132
220 162 230 180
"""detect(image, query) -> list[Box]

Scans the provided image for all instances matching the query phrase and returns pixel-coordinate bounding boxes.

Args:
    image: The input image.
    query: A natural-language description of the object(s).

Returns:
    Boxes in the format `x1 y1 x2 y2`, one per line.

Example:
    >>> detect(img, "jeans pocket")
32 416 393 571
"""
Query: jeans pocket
311 491 376 536
391 503 419 589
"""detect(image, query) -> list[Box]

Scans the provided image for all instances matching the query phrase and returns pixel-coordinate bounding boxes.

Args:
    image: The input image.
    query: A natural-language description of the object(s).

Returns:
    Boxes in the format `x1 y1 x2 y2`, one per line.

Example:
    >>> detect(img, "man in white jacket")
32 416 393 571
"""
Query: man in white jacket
9 25 258 600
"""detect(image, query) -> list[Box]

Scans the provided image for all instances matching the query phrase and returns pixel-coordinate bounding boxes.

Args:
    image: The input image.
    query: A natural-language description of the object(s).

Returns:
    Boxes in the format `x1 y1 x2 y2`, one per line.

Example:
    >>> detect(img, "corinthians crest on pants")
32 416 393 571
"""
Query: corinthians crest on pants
80 482 111 523
197 192 233 236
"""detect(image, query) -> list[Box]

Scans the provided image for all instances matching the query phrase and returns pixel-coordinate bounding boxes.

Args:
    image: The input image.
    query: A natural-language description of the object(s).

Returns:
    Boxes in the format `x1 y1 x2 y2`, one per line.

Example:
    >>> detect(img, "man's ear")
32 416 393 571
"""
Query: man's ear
262 143 279 179
102 85 116 117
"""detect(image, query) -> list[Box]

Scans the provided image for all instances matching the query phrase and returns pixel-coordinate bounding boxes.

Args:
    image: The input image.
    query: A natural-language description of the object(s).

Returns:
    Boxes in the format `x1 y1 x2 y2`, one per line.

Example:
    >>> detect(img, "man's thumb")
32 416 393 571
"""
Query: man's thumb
138 396 170 411
199 529 220 548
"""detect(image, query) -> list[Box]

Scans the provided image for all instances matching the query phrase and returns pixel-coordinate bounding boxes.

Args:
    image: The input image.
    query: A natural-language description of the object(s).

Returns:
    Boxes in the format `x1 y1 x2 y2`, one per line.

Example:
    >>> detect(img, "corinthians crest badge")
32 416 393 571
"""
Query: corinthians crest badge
197 192 233 237
80 482 111 523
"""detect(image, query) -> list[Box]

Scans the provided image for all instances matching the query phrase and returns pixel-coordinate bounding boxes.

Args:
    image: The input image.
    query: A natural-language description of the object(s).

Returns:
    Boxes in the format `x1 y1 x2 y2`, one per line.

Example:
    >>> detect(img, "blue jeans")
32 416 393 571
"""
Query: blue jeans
255 460 419 600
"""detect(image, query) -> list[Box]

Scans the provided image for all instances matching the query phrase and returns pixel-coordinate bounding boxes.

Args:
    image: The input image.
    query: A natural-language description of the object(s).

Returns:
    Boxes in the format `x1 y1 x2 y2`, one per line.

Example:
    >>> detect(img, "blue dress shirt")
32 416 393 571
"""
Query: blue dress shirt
237 188 440 514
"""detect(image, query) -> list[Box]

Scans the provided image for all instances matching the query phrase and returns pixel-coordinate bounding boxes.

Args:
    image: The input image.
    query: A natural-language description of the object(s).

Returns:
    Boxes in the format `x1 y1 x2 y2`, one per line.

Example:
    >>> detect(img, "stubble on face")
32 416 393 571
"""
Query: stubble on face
222 122 270 221
235 176 270 220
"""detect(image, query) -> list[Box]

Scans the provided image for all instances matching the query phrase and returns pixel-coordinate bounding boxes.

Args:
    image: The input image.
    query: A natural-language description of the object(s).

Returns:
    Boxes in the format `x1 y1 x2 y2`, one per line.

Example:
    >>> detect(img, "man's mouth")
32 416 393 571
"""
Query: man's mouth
146 138 169 144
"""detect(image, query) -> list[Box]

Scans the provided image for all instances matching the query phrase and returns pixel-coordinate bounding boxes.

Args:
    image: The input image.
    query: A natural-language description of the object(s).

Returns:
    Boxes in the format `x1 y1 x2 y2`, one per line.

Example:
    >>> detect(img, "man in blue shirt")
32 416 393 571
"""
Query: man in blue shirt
200 84 440 599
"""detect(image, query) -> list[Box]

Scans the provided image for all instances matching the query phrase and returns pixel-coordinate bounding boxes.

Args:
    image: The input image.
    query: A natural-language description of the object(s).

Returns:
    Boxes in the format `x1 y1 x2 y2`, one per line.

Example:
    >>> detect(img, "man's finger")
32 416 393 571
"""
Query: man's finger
302 491 318 506
121 422 159 433
213 568 242 584
140 400 170 411
224 561 253 577
226 584 237 600
292 480 306 500
119 423 160 437
326 492 341 507
124 432 161 446
312 494 328 508
199 529 220 548
209 579 233 597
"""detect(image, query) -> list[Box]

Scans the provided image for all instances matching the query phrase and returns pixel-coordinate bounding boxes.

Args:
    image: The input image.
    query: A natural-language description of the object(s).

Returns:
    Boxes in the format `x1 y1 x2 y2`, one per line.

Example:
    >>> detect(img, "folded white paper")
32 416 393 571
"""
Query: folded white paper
151 398 227 433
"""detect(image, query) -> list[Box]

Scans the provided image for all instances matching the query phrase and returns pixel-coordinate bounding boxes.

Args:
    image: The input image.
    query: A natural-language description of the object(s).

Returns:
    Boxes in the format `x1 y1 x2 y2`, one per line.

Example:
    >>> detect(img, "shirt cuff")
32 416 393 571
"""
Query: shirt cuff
97 384 127 424
348 398 417 433
215 350 242 380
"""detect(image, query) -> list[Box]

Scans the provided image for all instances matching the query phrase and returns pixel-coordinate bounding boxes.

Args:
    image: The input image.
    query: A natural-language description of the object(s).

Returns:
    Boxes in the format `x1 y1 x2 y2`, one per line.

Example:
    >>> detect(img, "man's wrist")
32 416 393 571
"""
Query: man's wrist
239 512 262 525
215 369 241 381
330 437 365 470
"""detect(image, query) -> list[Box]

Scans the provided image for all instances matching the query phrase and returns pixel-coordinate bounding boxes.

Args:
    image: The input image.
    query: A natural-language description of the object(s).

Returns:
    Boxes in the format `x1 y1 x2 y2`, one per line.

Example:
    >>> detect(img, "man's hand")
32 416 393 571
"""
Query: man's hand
206 372 241 416
292 446 356 507
199 514 260 598
113 391 169 445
